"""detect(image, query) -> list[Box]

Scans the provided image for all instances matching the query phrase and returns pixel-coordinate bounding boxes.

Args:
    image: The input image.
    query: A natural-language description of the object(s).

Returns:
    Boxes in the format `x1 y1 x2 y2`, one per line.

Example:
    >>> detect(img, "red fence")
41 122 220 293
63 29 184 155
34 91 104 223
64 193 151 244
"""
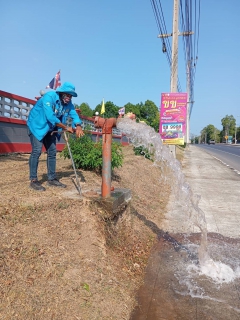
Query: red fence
0 90 129 154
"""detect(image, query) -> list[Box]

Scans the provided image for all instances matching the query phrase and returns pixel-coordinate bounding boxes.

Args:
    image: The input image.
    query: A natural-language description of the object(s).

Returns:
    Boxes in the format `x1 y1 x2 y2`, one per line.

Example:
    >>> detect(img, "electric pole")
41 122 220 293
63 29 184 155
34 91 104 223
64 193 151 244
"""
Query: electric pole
158 0 194 155
170 0 178 156
170 0 179 93
186 60 190 144
158 0 193 93
157 0 179 157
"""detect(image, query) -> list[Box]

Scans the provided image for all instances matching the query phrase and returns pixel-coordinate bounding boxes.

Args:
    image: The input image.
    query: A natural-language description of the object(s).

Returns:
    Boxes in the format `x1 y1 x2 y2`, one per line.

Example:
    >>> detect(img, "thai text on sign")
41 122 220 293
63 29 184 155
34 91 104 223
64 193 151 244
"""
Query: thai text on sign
159 93 187 145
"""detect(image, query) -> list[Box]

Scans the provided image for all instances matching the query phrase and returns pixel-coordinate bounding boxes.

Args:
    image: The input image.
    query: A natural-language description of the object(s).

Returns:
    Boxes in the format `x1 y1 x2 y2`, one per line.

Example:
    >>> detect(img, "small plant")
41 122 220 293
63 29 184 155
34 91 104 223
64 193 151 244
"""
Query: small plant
60 134 124 172
82 283 90 292
133 145 153 161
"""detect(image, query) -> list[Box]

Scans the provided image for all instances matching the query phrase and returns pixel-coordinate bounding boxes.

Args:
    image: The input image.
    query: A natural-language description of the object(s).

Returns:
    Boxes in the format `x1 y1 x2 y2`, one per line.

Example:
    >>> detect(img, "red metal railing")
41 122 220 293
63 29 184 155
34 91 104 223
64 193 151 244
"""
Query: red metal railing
0 90 129 154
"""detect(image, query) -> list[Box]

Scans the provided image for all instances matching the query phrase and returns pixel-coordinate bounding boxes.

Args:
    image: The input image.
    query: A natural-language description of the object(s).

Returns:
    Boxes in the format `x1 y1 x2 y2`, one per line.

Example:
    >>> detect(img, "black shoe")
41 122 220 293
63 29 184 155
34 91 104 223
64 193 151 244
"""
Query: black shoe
30 180 46 191
47 179 67 188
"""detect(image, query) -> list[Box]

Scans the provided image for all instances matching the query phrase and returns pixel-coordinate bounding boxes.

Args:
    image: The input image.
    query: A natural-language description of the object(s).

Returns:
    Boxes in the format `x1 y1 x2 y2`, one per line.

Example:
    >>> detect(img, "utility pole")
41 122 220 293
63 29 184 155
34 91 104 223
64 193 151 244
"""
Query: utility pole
234 116 240 144
186 60 190 144
235 125 237 144
169 0 178 157
225 124 229 144
158 0 179 157
170 0 179 93
158 0 193 155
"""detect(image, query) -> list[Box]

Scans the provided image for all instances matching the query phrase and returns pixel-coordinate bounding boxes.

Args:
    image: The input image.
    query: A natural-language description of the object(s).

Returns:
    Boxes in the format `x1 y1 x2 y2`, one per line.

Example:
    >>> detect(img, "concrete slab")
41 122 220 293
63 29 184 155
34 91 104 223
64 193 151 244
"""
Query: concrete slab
62 187 131 219
161 145 240 237
91 187 131 218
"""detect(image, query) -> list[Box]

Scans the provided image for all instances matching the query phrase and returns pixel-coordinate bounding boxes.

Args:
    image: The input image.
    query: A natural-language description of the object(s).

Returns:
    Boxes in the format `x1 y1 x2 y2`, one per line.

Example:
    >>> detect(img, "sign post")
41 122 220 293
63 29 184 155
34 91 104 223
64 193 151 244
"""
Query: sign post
159 93 187 146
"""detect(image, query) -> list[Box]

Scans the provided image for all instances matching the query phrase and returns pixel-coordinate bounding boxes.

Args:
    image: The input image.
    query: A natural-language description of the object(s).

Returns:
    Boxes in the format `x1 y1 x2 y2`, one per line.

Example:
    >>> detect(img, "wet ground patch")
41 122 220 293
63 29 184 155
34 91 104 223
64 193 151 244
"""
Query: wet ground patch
131 232 240 320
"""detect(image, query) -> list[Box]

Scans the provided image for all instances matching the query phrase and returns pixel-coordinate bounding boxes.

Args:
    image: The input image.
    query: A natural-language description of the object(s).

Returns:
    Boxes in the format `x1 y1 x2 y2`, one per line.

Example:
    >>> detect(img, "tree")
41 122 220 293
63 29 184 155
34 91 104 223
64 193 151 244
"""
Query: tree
150 113 160 132
236 126 240 143
123 102 141 119
93 101 119 118
77 99 160 132
139 100 159 131
201 124 220 143
75 103 93 117
191 136 199 144
221 115 236 142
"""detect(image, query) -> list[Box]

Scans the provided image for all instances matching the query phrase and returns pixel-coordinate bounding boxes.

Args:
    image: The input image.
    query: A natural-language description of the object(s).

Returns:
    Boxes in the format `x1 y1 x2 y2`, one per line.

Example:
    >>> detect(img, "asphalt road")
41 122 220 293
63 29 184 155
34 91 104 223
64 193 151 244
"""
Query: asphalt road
195 143 240 173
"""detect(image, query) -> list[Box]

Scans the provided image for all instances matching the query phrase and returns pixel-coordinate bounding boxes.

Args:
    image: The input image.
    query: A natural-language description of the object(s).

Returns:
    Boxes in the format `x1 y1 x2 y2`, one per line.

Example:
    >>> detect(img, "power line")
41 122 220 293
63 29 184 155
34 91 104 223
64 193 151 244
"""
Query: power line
150 0 182 92
179 0 201 116
150 0 201 107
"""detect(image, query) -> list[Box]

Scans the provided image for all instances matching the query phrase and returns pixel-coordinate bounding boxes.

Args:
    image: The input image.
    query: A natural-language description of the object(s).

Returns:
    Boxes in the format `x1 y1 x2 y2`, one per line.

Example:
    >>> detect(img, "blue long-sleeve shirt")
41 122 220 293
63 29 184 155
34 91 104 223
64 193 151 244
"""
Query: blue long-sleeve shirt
27 91 82 141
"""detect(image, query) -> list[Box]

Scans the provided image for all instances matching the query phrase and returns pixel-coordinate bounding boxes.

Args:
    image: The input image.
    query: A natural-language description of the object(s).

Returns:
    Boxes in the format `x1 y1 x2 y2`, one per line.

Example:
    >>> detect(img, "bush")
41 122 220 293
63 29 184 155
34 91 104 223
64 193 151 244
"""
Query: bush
60 134 124 172
179 142 187 148
133 145 153 161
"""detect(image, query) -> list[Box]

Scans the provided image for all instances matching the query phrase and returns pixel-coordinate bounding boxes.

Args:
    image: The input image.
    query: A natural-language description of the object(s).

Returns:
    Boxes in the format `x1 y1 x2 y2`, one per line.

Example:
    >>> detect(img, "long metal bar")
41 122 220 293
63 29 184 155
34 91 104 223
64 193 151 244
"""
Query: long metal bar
63 132 82 196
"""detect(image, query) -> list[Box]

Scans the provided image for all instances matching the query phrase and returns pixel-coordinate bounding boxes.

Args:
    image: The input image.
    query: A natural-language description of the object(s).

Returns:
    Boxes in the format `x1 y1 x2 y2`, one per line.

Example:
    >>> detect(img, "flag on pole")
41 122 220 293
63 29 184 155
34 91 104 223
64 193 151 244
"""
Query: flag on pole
46 70 61 90
118 107 125 115
100 98 105 115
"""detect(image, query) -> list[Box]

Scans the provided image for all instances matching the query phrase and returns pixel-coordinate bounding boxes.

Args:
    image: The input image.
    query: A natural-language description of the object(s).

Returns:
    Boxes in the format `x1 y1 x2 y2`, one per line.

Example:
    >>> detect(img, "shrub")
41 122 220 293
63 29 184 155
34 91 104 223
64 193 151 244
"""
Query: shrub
60 134 124 172
133 145 153 161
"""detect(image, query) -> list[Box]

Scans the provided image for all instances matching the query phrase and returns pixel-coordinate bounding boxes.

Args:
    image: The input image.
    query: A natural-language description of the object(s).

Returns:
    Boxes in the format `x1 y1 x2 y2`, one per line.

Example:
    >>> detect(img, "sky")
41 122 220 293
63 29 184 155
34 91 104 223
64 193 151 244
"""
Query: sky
1 0 240 136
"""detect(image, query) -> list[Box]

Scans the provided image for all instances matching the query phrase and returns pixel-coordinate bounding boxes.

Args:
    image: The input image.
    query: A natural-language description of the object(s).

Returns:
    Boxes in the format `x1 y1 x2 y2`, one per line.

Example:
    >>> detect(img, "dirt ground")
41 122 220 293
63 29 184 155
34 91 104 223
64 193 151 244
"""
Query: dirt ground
0 145 172 320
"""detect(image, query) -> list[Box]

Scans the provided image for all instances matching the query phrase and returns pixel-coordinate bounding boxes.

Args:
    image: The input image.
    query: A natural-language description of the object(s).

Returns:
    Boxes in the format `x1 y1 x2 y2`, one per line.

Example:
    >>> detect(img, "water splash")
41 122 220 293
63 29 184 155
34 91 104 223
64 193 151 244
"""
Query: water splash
117 118 240 284
174 241 240 310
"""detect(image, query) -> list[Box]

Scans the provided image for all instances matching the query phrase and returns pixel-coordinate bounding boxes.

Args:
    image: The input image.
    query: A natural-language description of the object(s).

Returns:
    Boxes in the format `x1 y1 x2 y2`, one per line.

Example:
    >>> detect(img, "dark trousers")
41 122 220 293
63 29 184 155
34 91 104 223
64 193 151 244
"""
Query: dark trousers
28 130 57 181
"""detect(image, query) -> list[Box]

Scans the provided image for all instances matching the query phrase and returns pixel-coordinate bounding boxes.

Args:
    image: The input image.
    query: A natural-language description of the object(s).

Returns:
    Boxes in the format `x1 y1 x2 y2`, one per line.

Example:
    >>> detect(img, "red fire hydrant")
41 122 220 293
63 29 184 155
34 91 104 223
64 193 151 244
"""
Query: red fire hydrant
94 116 117 198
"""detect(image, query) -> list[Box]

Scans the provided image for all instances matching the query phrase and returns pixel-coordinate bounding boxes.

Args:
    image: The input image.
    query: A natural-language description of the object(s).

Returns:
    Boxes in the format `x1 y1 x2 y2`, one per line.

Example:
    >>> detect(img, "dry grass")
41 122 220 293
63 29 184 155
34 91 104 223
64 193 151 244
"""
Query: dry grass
0 146 171 319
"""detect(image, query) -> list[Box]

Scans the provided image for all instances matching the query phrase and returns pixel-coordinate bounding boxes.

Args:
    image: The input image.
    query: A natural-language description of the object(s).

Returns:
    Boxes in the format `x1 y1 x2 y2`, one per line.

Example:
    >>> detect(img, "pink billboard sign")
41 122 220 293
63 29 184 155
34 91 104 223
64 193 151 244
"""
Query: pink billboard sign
159 93 187 145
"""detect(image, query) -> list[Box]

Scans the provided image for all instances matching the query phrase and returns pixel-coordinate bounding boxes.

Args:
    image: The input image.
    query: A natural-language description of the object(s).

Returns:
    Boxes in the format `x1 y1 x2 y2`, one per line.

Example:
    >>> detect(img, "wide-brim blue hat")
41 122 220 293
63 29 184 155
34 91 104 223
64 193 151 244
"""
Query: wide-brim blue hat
56 82 78 97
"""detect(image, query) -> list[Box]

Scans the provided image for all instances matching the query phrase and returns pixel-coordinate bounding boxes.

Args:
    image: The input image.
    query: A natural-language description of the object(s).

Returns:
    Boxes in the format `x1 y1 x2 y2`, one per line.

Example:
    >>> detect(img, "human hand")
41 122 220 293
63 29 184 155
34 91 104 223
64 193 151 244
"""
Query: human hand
75 126 84 138
66 126 74 134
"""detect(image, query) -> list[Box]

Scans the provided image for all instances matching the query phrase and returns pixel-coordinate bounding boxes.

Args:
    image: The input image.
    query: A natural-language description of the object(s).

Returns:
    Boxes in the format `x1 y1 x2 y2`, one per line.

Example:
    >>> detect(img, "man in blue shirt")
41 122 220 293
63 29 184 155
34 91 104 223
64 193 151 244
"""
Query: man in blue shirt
27 82 84 191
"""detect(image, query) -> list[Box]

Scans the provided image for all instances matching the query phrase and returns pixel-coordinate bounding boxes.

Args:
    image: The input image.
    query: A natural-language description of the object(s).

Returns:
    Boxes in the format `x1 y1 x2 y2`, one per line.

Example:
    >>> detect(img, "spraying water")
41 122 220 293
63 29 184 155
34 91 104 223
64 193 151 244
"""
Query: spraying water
117 118 240 286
